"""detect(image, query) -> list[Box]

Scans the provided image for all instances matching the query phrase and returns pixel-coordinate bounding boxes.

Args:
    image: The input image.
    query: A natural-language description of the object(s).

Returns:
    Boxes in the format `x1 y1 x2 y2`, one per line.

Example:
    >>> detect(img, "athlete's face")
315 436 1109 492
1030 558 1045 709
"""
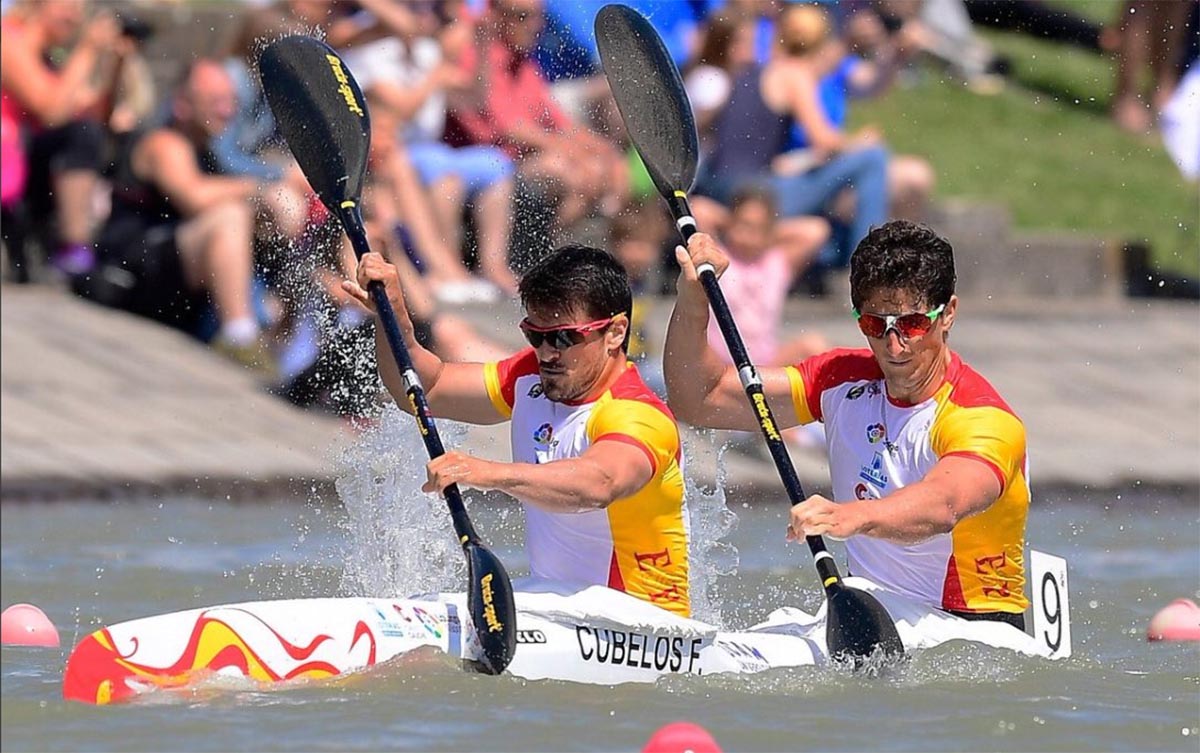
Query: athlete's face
858 288 957 403
523 306 627 403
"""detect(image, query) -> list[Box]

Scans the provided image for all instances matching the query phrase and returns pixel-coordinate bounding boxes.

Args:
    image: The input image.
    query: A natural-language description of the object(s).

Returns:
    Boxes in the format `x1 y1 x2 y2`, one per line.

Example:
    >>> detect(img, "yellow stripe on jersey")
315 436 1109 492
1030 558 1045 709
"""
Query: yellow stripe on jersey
932 384 1030 613
482 361 513 419
785 365 815 425
587 397 690 616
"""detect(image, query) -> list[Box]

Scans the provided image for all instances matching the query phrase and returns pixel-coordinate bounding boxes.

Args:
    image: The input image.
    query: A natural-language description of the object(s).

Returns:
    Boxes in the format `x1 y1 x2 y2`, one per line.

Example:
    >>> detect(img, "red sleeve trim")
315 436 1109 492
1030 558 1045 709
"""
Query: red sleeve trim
495 347 540 409
943 451 1006 492
593 432 659 476
796 348 881 421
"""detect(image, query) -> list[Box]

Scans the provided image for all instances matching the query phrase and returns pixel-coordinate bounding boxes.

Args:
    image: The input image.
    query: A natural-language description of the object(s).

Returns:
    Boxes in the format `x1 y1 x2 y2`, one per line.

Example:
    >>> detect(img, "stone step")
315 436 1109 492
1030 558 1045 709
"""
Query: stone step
927 200 1120 300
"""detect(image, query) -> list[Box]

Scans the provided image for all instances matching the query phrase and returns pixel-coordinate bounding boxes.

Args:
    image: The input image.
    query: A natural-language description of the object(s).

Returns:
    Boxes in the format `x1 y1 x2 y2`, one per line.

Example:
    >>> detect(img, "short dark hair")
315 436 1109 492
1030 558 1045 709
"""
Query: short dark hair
518 243 633 341
849 220 956 310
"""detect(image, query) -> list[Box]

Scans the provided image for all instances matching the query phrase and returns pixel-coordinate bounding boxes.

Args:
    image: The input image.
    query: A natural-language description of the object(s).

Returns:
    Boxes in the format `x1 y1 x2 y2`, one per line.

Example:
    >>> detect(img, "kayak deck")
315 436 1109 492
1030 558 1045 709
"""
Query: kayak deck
63 578 1051 704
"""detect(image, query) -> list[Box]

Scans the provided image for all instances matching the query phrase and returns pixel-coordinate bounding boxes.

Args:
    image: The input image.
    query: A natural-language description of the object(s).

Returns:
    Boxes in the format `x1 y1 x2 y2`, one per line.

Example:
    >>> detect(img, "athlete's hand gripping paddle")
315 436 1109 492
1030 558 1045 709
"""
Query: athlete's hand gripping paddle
595 5 903 663
259 36 516 675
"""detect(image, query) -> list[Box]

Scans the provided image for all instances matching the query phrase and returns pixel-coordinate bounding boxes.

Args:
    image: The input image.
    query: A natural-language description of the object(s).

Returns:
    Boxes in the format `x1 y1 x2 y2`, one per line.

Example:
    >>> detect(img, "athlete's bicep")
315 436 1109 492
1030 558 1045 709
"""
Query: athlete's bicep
424 362 508 424
581 439 656 502
680 365 799 431
920 455 1003 524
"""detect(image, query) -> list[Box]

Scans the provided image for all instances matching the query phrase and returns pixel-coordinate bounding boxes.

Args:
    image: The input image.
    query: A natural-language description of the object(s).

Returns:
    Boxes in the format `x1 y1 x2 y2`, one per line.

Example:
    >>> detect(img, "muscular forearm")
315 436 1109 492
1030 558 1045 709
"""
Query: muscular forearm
374 320 444 413
849 487 959 545
489 457 621 513
663 302 731 427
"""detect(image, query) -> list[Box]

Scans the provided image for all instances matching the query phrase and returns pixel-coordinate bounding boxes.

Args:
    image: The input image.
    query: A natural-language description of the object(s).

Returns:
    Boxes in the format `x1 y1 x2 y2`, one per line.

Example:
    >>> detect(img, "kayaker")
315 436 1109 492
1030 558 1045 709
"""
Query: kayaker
664 220 1029 628
345 245 691 617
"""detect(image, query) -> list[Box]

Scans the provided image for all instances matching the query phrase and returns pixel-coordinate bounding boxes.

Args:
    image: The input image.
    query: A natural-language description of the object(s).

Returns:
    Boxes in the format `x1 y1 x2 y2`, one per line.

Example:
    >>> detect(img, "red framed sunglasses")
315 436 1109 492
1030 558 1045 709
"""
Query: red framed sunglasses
519 316 619 350
853 304 945 340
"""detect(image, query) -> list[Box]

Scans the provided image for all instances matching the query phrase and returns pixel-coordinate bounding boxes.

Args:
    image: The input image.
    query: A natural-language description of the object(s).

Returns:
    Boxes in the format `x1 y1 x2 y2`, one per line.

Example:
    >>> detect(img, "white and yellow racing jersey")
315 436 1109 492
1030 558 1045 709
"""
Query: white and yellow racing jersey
787 348 1029 615
484 349 690 616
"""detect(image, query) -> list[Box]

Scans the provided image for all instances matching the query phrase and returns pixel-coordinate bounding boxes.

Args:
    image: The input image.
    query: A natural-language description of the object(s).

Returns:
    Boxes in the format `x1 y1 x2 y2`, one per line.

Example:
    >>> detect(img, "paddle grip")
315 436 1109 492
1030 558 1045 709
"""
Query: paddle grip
664 191 839 584
339 205 481 547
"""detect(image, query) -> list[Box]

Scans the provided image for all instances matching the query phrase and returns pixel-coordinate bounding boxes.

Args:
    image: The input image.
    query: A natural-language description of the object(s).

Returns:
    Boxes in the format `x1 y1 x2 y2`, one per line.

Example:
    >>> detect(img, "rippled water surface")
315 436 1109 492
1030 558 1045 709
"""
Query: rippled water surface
2 418 1197 752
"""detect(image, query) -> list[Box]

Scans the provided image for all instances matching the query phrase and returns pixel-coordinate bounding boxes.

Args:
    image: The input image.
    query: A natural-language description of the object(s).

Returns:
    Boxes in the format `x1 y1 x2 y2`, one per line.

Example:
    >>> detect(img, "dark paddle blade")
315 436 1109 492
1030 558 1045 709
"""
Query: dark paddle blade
259 35 370 212
595 4 698 196
465 542 518 674
826 583 904 663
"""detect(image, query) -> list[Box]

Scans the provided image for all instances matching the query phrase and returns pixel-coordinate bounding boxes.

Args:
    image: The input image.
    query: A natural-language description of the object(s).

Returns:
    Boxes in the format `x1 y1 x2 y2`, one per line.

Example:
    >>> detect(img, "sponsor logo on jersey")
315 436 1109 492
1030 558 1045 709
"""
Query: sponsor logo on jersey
854 482 878 500
847 385 867 400
859 451 889 487
528 382 544 399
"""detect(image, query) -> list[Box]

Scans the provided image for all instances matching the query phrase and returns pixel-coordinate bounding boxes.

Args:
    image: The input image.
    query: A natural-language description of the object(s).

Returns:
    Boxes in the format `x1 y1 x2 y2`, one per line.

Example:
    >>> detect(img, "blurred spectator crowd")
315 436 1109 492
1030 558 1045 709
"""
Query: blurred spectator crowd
1 0 1195 417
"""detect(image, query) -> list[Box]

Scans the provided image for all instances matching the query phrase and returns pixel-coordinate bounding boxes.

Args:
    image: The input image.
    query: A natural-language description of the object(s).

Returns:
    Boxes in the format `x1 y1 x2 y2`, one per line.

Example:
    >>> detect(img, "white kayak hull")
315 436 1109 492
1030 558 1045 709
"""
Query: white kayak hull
63 577 1052 704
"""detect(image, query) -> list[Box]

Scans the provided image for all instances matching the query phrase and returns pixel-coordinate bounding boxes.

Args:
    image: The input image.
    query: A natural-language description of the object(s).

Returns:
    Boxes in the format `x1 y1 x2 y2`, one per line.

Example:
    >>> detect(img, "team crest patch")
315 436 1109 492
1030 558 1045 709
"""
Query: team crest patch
533 422 553 446
866 423 886 444
528 382 544 399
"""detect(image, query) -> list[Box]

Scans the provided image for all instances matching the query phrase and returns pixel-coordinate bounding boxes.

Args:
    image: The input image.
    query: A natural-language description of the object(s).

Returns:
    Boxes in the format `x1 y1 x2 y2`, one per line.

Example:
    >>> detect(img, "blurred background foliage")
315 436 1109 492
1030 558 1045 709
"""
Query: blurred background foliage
852 0 1197 278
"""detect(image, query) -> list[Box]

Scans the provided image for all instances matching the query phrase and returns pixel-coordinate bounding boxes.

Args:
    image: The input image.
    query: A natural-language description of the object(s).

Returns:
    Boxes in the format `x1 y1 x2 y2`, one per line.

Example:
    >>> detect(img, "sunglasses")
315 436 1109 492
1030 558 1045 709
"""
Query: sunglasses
519 316 617 350
853 304 945 340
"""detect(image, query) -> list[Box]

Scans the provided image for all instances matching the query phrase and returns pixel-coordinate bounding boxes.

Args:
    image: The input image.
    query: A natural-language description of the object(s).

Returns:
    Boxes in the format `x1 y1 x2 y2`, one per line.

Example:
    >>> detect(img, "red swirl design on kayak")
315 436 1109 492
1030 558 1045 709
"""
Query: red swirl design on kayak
64 608 379 704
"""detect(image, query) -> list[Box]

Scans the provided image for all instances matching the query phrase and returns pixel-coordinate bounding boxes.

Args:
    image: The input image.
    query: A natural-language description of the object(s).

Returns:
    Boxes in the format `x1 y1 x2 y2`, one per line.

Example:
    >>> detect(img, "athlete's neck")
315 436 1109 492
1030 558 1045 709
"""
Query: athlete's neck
576 352 629 404
885 348 952 405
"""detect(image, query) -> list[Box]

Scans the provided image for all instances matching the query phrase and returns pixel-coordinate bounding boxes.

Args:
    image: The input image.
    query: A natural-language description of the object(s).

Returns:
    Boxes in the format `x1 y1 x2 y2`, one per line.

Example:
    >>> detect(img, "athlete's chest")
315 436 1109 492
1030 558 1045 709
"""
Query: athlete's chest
509 375 596 463
823 381 939 498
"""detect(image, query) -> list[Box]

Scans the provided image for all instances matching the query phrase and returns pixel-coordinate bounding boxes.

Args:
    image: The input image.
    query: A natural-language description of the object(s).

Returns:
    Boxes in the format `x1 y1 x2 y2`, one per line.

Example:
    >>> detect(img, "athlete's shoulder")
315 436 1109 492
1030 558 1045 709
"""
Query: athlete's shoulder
590 364 680 469
944 353 1017 416
796 347 882 392
485 347 540 417
606 362 676 421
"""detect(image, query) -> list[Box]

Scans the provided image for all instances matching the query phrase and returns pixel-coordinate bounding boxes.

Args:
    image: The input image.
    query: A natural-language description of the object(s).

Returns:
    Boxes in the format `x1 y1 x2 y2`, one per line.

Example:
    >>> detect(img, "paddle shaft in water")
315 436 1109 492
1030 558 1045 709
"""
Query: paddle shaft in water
258 35 516 674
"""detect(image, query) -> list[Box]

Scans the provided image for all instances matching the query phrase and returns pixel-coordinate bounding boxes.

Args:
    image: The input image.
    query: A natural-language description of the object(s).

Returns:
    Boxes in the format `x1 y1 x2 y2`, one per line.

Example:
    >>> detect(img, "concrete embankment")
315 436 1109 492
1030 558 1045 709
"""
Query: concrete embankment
2 285 1197 502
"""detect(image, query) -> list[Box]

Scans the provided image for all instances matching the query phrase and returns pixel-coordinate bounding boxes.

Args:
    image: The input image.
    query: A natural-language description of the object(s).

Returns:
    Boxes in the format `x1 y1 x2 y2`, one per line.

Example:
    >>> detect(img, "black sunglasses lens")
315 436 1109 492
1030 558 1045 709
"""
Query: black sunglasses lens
523 328 575 349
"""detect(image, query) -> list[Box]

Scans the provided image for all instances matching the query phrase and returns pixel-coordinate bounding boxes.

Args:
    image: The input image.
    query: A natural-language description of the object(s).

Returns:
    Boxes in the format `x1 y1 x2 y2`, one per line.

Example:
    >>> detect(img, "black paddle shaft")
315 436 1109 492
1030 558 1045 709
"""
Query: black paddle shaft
668 198 842 593
597 5 902 661
339 206 480 544
593 2 841 594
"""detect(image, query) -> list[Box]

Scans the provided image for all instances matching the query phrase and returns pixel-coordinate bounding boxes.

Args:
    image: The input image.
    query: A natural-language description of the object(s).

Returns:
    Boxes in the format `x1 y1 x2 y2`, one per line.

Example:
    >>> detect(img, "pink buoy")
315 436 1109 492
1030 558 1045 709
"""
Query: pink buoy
1147 598 1200 642
1 603 60 647
643 721 723 753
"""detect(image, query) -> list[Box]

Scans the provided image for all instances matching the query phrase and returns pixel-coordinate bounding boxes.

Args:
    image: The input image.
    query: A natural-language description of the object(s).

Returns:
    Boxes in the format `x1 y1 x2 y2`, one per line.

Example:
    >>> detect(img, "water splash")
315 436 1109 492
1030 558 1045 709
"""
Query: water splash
333 404 742 618
333 404 466 597
682 432 740 626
